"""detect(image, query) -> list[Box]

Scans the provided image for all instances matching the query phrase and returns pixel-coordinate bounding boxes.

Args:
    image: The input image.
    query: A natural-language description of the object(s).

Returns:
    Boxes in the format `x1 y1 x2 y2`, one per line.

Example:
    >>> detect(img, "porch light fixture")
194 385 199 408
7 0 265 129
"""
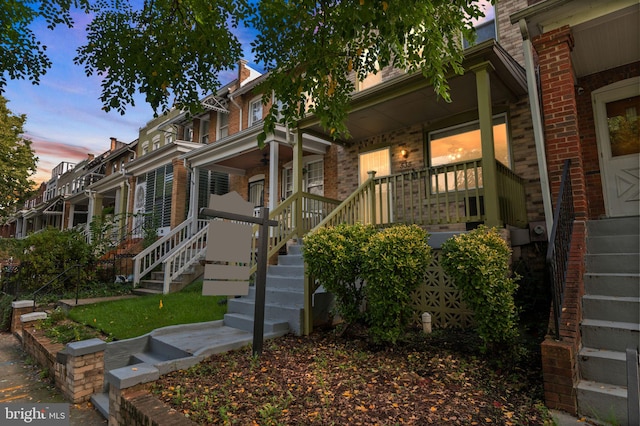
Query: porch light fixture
400 149 408 158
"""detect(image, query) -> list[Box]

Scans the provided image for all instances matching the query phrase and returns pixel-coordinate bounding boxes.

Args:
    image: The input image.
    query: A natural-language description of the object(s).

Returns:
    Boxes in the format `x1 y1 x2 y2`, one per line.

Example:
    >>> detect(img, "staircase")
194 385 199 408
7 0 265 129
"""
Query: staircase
224 244 307 336
577 216 640 425
133 262 204 295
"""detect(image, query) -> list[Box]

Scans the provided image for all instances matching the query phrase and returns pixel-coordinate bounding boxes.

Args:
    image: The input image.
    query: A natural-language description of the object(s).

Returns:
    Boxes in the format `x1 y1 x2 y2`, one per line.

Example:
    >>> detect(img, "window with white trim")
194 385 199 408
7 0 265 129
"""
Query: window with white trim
200 119 210 143
249 98 263 127
218 112 229 140
282 159 325 198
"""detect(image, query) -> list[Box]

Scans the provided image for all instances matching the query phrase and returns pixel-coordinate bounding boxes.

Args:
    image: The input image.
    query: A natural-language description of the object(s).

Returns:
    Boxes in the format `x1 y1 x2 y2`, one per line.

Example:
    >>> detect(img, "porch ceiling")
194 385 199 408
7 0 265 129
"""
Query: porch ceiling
512 0 639 78
299 41 527 142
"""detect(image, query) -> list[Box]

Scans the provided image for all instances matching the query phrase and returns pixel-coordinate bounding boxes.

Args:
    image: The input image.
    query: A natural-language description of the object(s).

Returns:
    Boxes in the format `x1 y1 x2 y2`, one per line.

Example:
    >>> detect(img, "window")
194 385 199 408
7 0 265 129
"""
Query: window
200 119 210 144
249 98 263 127
428 114 509 192
358 148 391 223
165 132 174 145
248 177 265 208
282 158 325 198
183 126 193 142
218 112 229 140
463 0 496 48
142 142 149 155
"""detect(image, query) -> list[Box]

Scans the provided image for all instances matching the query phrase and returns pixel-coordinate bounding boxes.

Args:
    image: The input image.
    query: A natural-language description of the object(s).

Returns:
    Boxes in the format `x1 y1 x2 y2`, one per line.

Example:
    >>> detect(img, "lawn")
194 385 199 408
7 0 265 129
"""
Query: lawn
68 281 227 340
153 327 552 425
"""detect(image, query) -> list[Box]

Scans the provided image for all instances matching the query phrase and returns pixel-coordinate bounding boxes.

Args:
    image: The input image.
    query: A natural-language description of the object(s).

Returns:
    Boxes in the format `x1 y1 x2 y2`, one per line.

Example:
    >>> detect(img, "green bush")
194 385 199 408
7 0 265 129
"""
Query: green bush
361 225 431 344
303 223 376 325
440 226 519 353
4 227 96 294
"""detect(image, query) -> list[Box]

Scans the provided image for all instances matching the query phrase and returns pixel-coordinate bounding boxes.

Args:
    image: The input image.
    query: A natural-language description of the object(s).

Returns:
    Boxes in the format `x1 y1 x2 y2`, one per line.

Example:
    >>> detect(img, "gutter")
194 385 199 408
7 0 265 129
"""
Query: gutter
517 19 554 240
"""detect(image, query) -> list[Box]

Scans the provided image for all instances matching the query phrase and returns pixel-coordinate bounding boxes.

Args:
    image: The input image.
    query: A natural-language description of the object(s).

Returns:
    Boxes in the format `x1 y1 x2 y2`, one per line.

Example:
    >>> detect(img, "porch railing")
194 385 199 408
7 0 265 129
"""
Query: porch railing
312 159 527 231
162 224 209 294
132 219 208 285
546 159 574 340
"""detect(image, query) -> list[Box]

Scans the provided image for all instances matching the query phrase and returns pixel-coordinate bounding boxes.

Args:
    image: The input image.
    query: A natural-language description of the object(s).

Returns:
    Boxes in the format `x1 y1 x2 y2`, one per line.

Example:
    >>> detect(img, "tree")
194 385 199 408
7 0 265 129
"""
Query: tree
0 95 38 219
1 0 488 142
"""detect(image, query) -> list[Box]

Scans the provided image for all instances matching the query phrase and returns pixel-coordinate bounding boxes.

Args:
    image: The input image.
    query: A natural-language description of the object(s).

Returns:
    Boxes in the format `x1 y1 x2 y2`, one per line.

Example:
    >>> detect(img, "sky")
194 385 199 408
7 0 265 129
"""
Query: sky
3 10 259 185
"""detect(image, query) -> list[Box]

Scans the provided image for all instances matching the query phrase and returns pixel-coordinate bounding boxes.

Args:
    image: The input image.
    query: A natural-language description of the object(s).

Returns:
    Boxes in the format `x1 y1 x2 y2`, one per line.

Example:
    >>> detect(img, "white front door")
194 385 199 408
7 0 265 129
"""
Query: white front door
593 77 640 217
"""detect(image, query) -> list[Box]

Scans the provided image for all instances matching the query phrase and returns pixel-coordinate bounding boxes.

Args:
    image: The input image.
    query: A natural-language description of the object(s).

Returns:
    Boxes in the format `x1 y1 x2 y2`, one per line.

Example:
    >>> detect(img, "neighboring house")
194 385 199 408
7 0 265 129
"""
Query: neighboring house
511 0 639 423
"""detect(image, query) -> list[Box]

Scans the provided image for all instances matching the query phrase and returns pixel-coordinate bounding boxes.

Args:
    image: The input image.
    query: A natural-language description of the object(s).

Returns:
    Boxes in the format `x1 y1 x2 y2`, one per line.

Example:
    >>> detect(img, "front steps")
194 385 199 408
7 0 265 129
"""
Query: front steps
577 217 640 425
224 244 312 336
133 261 204 295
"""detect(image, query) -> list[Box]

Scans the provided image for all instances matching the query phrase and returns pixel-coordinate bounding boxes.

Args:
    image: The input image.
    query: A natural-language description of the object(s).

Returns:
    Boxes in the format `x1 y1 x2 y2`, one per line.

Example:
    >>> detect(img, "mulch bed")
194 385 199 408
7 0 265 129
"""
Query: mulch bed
153 327 550 425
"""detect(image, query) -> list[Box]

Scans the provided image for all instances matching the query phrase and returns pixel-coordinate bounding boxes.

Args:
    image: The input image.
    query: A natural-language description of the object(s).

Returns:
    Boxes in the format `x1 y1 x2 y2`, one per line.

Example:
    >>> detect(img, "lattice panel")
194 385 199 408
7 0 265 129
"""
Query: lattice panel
410 250 474 329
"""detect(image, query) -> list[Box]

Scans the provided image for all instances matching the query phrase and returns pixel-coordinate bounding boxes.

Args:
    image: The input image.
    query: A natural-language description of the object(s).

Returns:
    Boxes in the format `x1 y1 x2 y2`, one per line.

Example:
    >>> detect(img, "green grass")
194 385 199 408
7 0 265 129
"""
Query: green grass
68 281 227 340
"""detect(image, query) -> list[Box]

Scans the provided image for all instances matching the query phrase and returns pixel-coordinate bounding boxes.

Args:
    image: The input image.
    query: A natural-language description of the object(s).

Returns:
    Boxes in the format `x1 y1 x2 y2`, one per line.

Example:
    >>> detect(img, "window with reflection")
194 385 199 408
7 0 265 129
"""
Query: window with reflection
606 95 640 157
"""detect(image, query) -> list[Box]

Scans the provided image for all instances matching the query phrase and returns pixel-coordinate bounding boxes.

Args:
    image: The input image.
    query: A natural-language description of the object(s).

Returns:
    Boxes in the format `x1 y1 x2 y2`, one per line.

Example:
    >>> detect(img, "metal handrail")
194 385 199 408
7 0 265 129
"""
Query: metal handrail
546 159 574 340
31 264 84 309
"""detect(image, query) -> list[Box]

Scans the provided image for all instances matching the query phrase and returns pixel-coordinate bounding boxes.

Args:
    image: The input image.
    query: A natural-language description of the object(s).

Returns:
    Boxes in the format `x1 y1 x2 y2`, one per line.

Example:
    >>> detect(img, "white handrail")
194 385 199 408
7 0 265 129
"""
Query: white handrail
162 223 209 293
132 219 208 285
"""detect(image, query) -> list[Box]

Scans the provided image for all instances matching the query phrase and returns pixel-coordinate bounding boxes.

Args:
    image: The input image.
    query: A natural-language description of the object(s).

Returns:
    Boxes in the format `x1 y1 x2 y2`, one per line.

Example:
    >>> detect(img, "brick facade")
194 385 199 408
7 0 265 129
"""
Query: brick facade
170 158 189 227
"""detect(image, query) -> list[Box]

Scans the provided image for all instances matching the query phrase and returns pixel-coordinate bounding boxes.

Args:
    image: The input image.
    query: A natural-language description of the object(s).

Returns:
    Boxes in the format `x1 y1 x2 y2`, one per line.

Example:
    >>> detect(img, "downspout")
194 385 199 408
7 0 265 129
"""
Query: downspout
519 19 554 240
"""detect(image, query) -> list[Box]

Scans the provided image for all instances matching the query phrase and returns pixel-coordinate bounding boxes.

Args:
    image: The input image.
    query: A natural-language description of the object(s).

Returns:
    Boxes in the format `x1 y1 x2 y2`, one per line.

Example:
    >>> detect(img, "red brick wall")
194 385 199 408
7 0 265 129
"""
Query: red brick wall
170 158 188 227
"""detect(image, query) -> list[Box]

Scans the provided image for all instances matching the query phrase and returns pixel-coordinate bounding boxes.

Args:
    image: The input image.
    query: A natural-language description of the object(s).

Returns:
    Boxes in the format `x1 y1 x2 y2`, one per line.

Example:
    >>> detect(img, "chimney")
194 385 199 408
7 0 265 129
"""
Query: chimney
238 59 250 84
110 137 118 151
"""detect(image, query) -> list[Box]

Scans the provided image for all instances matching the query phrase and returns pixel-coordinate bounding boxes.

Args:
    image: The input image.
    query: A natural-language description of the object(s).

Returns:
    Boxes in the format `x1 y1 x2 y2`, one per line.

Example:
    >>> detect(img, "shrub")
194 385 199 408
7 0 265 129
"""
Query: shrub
4 227 96 295
440 226 519 353
361 225 431 344
303 223 376 325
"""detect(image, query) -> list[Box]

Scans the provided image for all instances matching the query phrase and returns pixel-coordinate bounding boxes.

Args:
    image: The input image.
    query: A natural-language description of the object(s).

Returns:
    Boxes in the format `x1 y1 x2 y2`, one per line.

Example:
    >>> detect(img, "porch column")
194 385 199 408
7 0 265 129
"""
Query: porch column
268 141 279 210
188 165 200 227
16 217 23 238
471 61 501 228
67 203 75 229
170 158 188 228
293 130 304 236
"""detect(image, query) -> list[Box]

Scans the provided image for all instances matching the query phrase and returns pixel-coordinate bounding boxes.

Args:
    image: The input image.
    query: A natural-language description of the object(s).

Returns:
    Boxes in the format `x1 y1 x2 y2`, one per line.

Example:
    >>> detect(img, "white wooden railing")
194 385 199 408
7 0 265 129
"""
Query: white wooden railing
132 219 208 286
161 223 209 294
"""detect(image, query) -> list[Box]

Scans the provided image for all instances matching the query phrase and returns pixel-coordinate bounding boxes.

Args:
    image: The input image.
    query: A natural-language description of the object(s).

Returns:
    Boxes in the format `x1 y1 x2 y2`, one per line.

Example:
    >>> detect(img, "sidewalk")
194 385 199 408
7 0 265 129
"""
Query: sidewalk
0 332 106 425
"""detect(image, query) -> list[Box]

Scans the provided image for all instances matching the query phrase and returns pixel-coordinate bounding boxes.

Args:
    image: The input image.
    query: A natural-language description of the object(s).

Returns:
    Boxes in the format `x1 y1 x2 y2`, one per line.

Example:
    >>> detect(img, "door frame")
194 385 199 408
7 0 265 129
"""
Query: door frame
592 76 640 217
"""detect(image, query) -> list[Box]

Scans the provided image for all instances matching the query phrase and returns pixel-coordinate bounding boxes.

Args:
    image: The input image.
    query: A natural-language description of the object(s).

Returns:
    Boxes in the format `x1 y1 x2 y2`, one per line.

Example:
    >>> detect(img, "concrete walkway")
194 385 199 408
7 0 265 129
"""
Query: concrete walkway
0 332 106 425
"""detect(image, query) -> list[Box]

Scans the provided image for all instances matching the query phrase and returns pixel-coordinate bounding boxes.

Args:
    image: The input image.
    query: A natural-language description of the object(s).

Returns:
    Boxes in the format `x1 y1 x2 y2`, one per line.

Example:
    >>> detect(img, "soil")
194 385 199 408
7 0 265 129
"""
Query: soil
153 327 551 425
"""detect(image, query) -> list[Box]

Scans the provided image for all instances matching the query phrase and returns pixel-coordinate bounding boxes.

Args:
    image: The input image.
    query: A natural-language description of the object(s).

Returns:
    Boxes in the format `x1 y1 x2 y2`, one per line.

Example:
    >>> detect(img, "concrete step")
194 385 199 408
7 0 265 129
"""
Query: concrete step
90 392 109 419
264 275 304 291
585 253 640 274
138 279 164 291
581 319 640 352
227 296 304 318
267 264 305 278
223 313 290 334
132 287 162 296
287 244 303 256
578 347 627 387
576 380 628 426
587 217 640 237
585 273 640 298
587 234 640 254
148 337 191 360
277 253 304 266
246 285 304 305
582 295 640 323
130 351 175 365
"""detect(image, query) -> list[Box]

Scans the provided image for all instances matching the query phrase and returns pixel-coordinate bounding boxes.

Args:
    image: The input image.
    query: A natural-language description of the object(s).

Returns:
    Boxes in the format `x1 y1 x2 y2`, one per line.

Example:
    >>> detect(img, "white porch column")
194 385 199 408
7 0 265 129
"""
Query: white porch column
268 141 279 210
188 165 200 230
293 130 304 235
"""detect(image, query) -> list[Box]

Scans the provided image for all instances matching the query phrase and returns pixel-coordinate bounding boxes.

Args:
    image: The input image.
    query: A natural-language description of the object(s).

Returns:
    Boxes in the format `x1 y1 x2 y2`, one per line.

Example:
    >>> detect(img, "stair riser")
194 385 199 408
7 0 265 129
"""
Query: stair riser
581 325 640 352
265 276 305 290
583 298 640 323
585 274 640 298
577 388 627 426
246 287 304 305
139 280 163 291
227 298 304 318
586 254 640 274
587 235 640 254
277 255 304 266
223 314 289 334
578 354 627 387
149 337 191 359
587 217 640 236
287 245 303 256
267 264 305 278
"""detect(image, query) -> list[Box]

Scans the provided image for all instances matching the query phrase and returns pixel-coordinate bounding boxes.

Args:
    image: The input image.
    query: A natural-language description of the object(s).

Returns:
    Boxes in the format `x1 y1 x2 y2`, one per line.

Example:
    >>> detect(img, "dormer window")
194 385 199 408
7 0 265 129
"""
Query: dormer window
152 135 161 150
